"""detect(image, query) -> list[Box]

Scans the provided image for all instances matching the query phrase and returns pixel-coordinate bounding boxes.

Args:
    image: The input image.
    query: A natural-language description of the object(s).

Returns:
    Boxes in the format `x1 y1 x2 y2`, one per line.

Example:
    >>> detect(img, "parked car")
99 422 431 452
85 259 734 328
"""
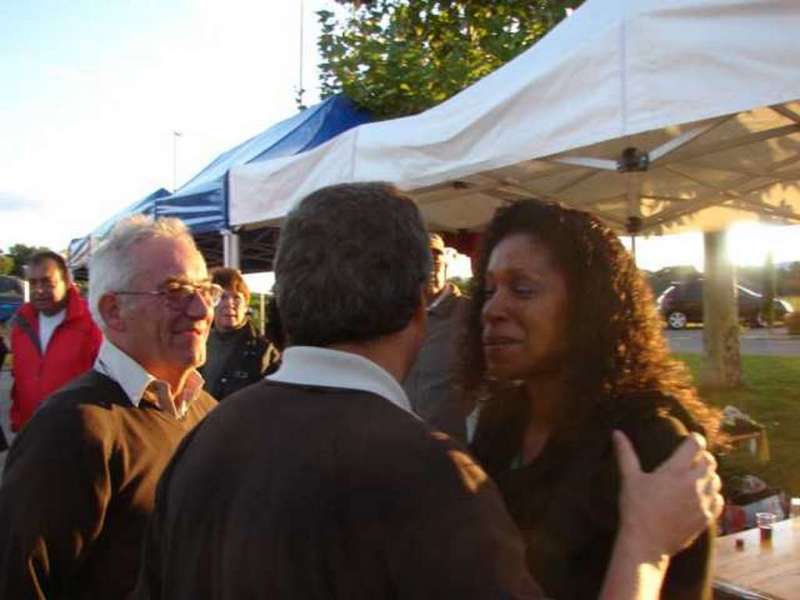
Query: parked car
0 275 23 324
0 297 22 324
656 279 794 329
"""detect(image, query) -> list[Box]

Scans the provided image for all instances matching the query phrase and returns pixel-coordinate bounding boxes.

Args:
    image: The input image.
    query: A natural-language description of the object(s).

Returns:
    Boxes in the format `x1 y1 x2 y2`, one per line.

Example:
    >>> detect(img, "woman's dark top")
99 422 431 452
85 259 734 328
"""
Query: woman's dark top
471 389 713 600
200 320 279 400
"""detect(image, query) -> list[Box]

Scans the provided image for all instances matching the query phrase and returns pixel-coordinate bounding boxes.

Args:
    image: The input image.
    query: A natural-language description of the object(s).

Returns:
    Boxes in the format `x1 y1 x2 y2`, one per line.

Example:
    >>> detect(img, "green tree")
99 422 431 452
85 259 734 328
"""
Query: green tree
6 243 52 277
0 254 14 276
318 0 583 119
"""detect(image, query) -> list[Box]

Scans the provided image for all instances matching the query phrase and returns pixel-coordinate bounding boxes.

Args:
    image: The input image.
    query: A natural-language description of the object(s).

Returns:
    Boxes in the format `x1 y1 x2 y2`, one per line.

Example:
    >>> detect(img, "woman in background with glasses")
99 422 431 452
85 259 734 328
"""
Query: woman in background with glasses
200 268 279 400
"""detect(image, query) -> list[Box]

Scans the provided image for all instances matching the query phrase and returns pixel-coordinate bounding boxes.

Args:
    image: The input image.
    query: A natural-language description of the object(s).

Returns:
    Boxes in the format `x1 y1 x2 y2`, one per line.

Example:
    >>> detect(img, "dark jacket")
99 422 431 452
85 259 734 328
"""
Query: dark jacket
0 334 7 372
200 320 278 400
9 285 102 431
134 380 542 599
471 391 713 600
403 284 469 440
0 369 216 600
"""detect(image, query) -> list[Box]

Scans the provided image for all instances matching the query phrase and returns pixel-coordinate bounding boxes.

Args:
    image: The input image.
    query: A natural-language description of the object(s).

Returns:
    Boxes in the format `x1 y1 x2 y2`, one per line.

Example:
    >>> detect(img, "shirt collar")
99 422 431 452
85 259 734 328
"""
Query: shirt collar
266 346 415 417
93 339 204 418
38 309 66 323
144 373 205 419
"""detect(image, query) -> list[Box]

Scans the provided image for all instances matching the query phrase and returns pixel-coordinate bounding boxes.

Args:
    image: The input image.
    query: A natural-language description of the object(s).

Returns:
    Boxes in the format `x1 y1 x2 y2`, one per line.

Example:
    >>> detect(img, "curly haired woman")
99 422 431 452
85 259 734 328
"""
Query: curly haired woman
464 199 721 600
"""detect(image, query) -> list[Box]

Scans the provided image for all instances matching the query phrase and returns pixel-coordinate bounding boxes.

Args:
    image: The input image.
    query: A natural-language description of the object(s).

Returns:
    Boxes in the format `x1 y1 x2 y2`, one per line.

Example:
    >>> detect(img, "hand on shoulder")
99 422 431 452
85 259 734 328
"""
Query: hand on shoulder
613 431 722 561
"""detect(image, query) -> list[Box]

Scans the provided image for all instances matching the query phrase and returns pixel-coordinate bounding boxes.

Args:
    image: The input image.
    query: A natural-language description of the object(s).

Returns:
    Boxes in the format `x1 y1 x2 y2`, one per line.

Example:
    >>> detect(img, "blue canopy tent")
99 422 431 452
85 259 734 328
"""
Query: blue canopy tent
68 95 372 273
67 188 171 269
165 94 370 236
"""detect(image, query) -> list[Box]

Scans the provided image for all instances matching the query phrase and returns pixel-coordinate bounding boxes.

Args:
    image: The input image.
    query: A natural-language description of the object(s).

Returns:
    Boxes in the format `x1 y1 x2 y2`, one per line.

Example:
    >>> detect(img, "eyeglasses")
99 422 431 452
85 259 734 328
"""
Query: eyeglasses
220 291 246 307
115 282 224 310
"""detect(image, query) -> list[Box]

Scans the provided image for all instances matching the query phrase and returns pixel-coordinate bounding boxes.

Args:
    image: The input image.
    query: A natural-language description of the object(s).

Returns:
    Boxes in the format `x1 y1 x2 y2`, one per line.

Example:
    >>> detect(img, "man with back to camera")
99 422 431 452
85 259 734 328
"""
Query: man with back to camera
134 182 723 600
8 250 102 432
0 216 218 599
403 232 470 439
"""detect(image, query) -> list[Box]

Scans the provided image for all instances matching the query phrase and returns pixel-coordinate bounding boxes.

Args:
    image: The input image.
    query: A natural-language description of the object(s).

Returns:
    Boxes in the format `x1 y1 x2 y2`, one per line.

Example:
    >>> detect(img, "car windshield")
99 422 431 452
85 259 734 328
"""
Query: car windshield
0 276 23 296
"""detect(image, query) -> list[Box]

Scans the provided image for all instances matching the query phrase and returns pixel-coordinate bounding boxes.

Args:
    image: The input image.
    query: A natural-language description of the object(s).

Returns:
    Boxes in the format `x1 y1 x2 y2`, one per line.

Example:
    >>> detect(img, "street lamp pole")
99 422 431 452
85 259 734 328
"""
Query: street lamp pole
172 130 182 192
295 0 305 109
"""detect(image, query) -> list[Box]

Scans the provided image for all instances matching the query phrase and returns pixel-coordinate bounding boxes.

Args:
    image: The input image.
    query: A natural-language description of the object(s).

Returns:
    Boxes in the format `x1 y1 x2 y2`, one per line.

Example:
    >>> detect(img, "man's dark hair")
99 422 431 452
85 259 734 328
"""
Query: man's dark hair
275 182 431 347
210 267 250 303
264 295 285 351
29 251 70 283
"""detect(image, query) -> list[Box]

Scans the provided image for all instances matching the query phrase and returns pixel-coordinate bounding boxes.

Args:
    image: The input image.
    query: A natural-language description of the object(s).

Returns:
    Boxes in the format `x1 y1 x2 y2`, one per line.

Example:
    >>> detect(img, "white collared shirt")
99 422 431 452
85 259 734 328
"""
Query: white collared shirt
267 346 417 417
93 339 204 419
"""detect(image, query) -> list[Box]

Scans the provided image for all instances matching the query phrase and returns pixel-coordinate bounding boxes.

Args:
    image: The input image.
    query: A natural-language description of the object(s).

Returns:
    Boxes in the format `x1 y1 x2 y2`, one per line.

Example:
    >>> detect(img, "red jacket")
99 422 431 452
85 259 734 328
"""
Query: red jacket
9 285 102 431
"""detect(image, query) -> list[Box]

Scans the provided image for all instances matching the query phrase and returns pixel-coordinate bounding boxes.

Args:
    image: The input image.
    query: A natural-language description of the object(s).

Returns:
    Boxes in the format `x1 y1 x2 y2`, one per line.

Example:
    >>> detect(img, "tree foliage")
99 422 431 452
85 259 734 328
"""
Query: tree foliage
0 255 14 276
5 244 52 278
318 0 583 119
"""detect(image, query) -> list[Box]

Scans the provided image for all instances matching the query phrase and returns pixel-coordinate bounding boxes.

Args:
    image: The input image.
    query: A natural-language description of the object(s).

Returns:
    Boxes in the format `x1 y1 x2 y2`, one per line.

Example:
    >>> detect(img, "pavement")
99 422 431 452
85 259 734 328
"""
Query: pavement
665 327 800 357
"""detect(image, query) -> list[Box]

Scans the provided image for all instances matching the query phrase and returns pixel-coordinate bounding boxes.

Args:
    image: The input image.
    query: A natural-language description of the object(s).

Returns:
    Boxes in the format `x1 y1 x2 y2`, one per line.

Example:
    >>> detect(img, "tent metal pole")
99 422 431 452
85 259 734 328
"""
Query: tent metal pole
222 230 241 269
259 293 266 336
625 169 643 265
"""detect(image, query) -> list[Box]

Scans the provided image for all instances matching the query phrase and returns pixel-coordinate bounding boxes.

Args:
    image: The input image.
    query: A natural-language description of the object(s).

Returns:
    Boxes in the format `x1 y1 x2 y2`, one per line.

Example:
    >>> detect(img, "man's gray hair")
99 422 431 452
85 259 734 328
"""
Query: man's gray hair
276 182 431 347
88 215 197 328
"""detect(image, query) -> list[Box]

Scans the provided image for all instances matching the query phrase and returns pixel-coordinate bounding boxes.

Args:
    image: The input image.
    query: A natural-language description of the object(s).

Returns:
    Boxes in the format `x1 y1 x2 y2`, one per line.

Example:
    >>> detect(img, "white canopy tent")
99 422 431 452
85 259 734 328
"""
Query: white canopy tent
230 0 800 235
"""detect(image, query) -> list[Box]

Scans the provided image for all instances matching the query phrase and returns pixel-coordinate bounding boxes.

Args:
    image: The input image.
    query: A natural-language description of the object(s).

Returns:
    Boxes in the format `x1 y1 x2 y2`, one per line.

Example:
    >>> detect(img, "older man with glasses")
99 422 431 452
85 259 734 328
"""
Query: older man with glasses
0 215 218 599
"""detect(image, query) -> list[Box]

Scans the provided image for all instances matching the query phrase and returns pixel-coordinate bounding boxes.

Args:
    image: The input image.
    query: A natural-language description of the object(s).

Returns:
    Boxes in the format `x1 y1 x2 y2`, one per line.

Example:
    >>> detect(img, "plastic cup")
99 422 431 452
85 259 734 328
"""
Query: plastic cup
756 512 777 542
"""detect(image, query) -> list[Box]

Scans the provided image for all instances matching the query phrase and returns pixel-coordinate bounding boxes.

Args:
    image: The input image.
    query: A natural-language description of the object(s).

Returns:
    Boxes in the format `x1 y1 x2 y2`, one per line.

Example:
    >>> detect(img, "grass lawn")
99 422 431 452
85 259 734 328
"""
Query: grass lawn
675 353 800 496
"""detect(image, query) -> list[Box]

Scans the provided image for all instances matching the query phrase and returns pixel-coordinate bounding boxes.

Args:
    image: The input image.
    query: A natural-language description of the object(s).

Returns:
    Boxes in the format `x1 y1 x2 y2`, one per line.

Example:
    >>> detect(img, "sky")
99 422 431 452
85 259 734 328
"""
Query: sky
0 0 333 252
1 0 799 293
622 222 800 273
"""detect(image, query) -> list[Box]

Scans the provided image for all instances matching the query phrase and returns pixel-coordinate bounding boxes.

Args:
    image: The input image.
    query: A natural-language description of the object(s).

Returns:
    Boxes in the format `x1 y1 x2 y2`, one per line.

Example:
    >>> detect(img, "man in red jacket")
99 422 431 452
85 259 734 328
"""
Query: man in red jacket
9 251 102 431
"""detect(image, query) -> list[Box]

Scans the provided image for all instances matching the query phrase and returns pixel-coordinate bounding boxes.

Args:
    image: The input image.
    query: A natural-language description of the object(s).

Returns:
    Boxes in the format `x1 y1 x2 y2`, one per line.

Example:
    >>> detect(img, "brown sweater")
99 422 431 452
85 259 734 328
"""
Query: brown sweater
134 379 542 600
0 369 217 599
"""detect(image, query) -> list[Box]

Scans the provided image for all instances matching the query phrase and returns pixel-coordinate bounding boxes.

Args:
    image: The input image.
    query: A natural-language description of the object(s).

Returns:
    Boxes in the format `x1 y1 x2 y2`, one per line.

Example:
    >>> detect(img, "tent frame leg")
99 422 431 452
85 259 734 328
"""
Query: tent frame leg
223 230 241 270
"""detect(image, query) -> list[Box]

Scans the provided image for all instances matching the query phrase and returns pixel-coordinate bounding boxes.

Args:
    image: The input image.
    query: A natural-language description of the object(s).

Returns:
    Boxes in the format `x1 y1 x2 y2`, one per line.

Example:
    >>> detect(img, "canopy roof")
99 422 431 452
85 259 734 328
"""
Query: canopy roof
67 188 170 269
163 95 371 234
229 0 800 236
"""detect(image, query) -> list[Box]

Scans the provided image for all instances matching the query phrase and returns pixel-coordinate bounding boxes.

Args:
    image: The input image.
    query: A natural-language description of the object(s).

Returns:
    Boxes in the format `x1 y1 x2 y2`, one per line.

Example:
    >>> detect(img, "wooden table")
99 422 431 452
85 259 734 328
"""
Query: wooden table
715 517 800 598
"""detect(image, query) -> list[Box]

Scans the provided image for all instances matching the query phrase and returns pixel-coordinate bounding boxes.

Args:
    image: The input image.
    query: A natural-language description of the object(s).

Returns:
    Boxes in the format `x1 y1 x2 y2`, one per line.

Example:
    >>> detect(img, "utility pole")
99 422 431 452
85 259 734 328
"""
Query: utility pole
295 0 306 110
172 130 183 192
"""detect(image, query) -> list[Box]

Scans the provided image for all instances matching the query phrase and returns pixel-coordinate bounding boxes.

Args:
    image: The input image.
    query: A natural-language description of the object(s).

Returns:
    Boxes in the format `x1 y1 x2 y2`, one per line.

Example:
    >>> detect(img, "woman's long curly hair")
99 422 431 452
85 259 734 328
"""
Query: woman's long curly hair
462 199 720 457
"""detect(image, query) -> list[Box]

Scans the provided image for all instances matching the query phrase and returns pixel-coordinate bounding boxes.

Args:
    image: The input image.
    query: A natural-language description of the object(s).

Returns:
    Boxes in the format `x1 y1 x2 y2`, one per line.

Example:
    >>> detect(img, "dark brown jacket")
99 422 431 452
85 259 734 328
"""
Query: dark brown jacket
0 369 216 599
134 379 542 599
